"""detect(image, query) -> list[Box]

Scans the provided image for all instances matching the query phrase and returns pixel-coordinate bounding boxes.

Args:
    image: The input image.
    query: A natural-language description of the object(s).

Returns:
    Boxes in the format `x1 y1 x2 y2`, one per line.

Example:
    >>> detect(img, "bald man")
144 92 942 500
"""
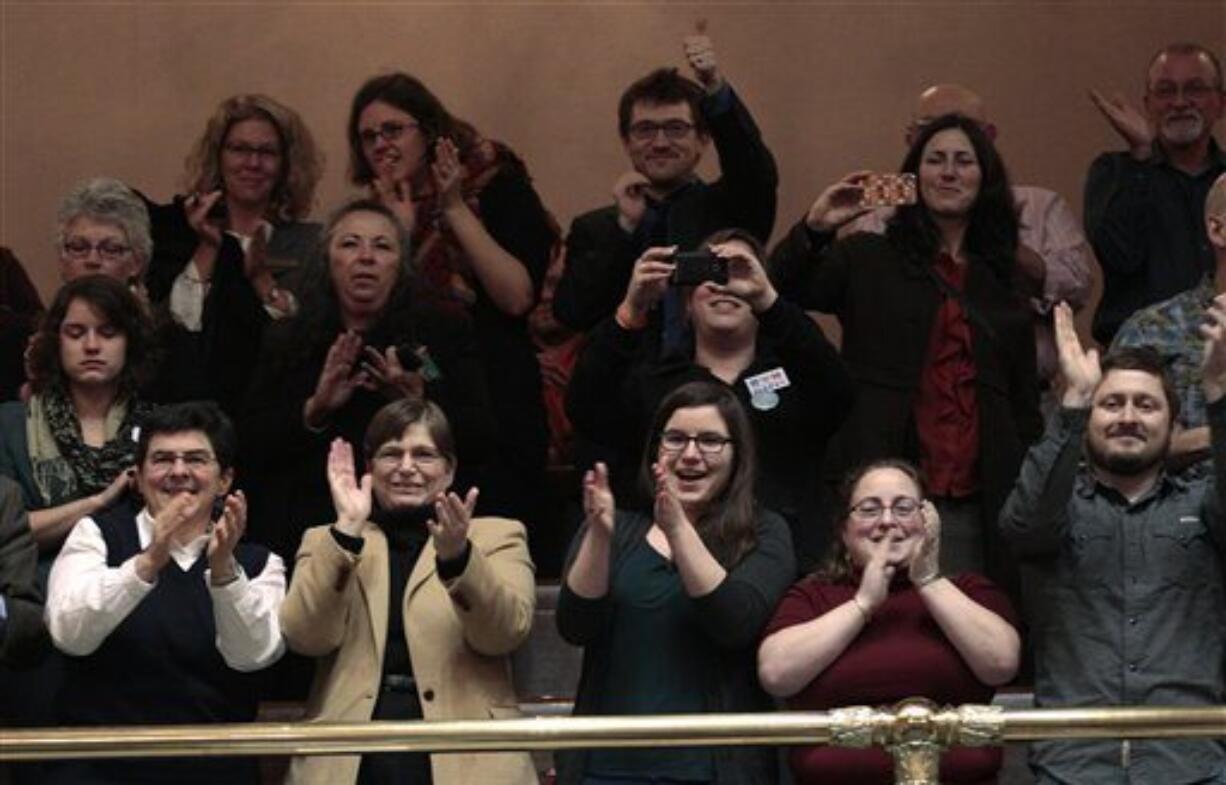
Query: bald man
1087 42 1226 345
1111 172 1226 467
846 83 1094 388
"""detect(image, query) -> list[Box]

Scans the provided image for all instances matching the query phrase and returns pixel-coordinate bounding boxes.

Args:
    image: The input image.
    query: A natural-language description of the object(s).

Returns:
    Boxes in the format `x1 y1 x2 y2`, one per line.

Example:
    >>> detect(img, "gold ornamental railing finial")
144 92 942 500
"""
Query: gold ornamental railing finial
830 699 1005 784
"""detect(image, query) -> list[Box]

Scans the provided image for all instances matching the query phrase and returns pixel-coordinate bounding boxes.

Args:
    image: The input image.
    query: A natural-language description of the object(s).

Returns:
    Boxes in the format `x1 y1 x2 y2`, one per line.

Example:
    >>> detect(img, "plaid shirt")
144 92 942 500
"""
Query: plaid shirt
1111 276 1215 428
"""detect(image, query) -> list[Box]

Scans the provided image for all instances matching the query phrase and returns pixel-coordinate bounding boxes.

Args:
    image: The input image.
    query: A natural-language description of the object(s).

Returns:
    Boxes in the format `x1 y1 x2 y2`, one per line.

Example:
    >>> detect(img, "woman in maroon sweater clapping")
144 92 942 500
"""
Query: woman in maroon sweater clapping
757 459 1020 785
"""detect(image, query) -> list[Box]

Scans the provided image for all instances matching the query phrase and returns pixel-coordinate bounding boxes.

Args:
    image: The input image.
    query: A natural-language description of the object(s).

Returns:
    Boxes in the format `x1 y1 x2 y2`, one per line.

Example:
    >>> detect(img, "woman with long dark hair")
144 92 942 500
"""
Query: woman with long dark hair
0 275 155 779
758 459 1019 784
348 72 555 539
768 113 1041 584
0 275 154 557
557 381 794 785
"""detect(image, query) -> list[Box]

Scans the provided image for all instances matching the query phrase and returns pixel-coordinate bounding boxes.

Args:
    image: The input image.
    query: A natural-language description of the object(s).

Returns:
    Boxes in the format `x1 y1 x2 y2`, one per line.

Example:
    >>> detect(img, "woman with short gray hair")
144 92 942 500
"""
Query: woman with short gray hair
55 177 151 293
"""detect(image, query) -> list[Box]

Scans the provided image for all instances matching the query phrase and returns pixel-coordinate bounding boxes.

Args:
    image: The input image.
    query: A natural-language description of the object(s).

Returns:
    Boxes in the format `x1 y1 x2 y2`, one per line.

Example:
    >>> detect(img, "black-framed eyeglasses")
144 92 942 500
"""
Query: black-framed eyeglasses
372 446 444 469
659 430 732 455
62 238 132 261
146 450 217 472
1148 80 1220 102
359 121 419 147
848 497 922 522
222 142 282 161
628 120 696 142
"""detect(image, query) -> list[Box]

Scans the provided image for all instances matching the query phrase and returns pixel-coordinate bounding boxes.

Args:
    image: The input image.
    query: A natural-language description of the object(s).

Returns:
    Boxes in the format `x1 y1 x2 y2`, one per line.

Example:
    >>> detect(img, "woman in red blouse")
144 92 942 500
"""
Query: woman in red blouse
757 459 1020 785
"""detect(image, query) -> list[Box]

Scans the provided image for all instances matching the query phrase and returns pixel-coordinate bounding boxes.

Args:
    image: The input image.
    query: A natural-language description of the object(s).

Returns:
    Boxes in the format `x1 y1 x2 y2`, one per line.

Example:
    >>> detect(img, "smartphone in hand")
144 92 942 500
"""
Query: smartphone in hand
859 173 917 208
670 250 729 287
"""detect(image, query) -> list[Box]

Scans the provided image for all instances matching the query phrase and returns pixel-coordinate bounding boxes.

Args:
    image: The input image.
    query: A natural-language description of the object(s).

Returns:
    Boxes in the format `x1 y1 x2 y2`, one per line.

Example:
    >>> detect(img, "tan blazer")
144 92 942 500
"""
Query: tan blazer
280 517 537 785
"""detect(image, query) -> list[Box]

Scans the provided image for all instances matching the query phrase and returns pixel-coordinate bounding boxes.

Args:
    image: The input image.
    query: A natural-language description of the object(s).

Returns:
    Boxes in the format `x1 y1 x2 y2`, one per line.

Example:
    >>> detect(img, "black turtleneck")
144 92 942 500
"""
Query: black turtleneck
329 506 471 681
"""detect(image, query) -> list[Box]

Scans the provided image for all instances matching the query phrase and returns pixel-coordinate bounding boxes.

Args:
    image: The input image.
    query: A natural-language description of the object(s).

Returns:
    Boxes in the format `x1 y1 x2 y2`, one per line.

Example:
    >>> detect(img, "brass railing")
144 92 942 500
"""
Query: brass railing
3 702 1224 785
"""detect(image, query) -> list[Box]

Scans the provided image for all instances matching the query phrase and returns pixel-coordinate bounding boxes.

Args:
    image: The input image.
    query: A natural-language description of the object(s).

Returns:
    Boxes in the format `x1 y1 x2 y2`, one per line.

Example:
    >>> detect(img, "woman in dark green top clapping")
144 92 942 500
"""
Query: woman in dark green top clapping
556 380 795 785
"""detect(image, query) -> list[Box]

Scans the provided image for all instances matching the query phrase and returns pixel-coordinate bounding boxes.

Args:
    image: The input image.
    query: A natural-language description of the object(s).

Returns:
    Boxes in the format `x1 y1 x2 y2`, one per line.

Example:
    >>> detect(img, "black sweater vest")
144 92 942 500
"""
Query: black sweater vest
52 502 270 784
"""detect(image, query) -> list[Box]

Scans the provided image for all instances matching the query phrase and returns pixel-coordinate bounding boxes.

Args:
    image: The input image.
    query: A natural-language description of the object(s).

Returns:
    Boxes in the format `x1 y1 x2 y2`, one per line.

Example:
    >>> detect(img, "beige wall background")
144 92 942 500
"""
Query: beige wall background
2 1 1224 340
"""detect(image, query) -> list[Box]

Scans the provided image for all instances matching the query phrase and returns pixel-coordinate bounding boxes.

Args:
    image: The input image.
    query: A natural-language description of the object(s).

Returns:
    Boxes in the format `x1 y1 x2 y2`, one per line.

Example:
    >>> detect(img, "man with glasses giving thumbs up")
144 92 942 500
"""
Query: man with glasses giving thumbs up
553 20 779 356
1000 302 1226 784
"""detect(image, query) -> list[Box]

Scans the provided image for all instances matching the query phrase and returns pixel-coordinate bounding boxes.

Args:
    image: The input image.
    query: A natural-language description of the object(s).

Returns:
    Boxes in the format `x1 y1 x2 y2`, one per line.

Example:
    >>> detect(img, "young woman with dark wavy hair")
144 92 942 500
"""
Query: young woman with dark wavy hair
557 381 794 785
768 113 1042 587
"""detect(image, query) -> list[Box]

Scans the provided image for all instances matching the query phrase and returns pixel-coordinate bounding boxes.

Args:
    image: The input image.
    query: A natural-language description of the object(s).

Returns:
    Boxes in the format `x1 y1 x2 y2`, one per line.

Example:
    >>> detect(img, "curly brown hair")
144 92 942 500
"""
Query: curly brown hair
183 94 323 222
813 459 926 583
28 275 156 398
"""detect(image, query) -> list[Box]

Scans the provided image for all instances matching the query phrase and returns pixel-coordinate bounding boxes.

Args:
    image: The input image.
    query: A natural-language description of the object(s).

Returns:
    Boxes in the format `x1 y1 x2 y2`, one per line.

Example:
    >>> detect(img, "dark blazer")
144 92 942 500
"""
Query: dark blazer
0 476 46 668
141 193 320 415
553 86 778 332
769 223 1041 571
240 308 496 562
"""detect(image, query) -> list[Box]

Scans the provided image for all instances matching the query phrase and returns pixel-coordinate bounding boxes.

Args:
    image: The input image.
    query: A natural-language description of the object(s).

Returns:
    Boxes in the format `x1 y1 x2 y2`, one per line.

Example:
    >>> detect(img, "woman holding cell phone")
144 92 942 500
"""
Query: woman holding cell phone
566 229 853 571
767 113 1041 588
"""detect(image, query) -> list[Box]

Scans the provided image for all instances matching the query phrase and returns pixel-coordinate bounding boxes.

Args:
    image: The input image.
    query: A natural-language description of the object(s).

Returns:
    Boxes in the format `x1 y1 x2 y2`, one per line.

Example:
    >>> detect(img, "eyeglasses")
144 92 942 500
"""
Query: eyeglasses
659 430 732 455
1148 81 1220 102
628 120 696 142
848 497 922 522
146 450 217 472
372 446 444 470
62 238 131 261
358 121 419 148
223 142 282 161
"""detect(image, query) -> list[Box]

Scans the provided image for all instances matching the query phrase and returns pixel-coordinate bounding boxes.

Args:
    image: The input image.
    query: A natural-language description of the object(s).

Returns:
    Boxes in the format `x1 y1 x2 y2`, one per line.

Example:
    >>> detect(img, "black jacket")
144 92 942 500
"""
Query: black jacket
769 223 1042 584
566 297 854 569
553 86 778 333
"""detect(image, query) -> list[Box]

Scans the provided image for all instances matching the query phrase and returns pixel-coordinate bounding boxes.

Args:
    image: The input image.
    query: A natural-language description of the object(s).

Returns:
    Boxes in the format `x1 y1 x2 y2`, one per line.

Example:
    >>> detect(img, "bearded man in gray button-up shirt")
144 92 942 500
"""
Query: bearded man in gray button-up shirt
1001 301 1226 785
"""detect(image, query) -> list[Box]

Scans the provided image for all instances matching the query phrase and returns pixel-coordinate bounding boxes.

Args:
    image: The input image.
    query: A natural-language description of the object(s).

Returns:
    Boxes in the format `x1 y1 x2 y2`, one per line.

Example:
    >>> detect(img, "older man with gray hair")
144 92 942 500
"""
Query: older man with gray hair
1088 42 1225 344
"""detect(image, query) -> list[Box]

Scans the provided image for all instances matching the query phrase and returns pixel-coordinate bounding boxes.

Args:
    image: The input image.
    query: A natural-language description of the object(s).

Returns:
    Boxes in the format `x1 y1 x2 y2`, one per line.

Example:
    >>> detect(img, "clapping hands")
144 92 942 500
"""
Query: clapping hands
1088 89 1153 160
327 438 372 536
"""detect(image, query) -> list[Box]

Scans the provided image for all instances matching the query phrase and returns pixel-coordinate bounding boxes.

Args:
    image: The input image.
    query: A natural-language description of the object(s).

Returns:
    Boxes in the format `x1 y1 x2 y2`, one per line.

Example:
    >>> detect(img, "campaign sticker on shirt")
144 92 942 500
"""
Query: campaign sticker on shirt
745 368 789 411
745 368 790 396
750 390 780 411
